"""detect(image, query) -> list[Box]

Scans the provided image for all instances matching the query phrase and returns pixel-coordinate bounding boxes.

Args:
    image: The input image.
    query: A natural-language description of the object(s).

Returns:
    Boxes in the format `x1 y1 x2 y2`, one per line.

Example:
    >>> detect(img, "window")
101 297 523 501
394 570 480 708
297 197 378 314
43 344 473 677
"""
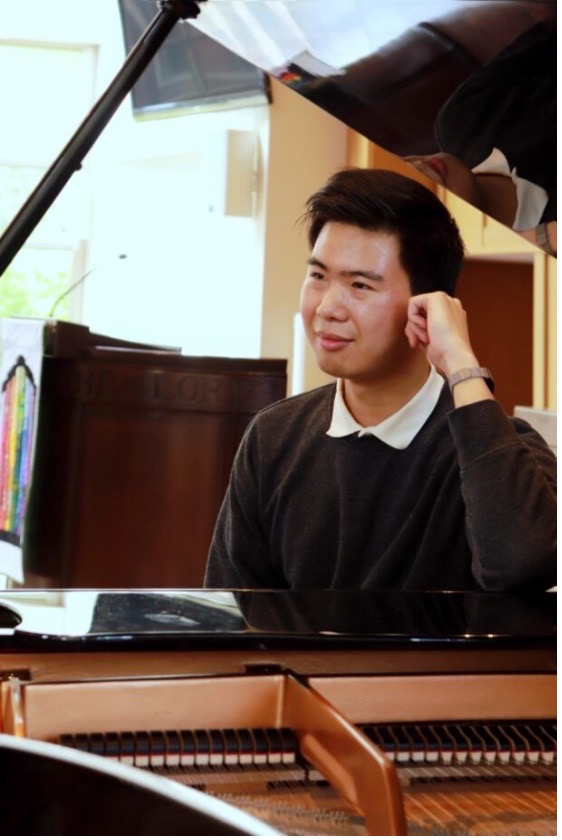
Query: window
0 42 95 321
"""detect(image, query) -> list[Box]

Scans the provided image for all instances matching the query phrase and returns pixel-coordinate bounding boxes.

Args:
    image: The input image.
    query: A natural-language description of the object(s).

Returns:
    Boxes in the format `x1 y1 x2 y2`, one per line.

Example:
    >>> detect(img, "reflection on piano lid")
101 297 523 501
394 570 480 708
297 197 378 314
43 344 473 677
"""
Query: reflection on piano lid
0 589 555 650
190 0 556 231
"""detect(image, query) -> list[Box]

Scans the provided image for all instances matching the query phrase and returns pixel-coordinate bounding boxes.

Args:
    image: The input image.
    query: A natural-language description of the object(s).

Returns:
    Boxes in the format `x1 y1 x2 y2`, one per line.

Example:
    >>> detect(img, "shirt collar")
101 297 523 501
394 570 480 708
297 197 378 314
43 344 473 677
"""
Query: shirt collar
326 366 445 449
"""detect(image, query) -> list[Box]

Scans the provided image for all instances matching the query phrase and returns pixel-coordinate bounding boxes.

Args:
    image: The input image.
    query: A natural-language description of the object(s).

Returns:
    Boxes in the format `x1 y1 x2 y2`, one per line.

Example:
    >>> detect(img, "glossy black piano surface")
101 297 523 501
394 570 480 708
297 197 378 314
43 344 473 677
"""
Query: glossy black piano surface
0 589 555 653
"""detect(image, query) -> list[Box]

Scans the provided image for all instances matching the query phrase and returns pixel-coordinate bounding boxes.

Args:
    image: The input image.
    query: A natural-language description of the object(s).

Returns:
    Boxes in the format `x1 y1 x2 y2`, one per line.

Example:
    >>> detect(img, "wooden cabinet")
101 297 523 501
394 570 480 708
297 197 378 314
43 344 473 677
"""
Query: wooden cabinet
23 325 286 588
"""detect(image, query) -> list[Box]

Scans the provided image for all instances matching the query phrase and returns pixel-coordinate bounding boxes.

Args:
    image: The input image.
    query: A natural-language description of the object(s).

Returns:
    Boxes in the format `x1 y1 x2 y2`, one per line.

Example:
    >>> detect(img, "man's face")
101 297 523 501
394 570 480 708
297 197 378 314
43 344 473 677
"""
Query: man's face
300 222 414 385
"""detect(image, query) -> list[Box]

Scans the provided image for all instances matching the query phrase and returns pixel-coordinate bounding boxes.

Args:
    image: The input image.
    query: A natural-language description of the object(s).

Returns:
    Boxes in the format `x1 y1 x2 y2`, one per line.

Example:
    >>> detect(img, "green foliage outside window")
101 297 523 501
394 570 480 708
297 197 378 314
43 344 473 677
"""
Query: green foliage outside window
0 250 73 320
0 164 74 321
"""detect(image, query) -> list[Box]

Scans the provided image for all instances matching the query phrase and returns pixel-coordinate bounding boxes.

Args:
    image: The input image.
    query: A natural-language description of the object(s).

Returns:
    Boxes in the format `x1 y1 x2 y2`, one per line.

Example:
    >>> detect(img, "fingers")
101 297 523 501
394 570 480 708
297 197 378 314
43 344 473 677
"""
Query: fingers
409 292 465 322
404 155 447 187
405 292 460 349
406 292 477 375
405 320 429 349
407 297 429 324
405 298 429 348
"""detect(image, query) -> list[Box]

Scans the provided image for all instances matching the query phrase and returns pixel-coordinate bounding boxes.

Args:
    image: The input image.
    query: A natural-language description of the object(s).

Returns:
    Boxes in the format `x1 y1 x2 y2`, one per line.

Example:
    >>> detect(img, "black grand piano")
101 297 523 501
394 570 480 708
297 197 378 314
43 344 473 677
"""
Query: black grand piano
0 1 557 836
0 588 556 835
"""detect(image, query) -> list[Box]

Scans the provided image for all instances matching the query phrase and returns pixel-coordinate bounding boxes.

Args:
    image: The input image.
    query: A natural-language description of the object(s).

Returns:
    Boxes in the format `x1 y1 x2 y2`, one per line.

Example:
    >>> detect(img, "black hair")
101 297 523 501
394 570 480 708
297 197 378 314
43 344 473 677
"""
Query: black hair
301 168 465 295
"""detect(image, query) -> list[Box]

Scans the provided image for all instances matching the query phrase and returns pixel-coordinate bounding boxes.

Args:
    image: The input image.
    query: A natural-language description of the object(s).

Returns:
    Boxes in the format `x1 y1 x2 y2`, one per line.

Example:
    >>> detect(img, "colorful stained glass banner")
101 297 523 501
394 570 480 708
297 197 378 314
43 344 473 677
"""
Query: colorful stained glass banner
0 318 45 582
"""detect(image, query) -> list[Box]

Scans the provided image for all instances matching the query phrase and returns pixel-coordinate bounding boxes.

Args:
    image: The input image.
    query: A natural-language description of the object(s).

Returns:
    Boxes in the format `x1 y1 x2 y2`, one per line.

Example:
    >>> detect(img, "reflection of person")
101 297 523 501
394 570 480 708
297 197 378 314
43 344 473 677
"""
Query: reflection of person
234 590 556 639
406 21 556 256
205 169 556 592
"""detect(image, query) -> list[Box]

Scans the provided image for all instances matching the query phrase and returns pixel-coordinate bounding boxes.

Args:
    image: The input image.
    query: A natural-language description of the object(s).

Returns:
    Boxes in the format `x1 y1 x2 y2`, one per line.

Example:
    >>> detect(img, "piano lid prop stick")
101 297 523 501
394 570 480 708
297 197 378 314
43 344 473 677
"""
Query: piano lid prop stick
0 1 207 277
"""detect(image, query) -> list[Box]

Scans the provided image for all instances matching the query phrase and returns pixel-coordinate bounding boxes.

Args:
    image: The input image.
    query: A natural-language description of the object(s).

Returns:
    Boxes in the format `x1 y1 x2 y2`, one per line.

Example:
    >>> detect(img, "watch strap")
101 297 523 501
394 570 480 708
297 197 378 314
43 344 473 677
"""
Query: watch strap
448 367 495 393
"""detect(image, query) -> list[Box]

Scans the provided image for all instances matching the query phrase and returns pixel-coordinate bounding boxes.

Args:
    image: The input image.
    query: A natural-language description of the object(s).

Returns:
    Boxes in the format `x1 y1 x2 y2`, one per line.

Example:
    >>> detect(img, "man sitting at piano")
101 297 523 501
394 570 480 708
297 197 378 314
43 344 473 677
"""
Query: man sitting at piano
205 168 556 591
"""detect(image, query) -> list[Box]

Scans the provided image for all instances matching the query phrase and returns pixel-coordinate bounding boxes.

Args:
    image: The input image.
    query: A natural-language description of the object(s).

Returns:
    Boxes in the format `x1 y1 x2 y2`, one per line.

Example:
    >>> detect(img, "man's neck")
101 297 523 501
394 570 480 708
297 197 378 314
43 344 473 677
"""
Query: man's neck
342 356 432 427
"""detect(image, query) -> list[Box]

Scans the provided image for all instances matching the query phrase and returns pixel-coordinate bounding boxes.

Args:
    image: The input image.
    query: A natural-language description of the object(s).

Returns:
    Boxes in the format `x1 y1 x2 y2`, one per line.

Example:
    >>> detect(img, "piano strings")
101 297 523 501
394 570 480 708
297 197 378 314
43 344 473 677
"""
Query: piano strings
59 726 366 836
58 718 557 836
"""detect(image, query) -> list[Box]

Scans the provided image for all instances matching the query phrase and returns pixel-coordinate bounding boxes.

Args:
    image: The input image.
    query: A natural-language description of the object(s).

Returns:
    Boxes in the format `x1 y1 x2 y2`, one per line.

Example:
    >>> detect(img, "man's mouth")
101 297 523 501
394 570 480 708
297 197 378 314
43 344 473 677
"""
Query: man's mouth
316 332 352 351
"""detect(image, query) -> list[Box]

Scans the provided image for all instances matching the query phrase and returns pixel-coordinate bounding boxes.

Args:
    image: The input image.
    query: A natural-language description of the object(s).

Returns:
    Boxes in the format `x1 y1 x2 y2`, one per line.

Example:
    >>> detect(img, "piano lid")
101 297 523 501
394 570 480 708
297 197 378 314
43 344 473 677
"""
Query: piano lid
0 1 554 274
0 589 555 651
189 0 556 238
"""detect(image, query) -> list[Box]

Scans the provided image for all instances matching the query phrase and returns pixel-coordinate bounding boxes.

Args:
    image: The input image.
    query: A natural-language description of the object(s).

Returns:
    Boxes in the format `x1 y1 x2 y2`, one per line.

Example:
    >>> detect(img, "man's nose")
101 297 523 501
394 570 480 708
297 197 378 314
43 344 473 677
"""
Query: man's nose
316 284 347 320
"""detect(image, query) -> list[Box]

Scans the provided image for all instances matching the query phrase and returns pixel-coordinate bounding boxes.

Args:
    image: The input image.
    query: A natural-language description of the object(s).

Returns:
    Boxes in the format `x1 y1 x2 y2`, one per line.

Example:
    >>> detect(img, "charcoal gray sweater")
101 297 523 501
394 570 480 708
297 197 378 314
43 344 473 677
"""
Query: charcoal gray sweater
205 385 556 591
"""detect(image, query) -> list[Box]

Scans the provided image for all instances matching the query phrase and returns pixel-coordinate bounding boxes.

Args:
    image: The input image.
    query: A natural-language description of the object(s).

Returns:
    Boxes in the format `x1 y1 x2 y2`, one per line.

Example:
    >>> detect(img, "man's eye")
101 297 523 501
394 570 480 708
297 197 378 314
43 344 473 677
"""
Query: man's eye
352 281 373 290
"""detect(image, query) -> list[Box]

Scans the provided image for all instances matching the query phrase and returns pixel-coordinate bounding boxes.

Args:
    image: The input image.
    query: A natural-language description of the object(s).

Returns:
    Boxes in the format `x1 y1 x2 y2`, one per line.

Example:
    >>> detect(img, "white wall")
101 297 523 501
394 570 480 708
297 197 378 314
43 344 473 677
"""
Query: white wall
80 7 272 359
84 113 269 357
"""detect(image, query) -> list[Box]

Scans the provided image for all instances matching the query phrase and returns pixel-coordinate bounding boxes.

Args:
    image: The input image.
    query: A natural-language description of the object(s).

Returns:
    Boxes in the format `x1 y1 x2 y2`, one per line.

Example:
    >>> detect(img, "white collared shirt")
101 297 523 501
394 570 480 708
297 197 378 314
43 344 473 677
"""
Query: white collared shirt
472 146 548 231
326 366 445 449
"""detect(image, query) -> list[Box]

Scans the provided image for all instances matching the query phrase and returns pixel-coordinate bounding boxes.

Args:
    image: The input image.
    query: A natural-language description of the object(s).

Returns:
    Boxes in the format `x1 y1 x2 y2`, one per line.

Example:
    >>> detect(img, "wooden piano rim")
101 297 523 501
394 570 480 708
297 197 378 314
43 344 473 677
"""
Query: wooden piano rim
0 644 555 689
309 672 557 723
3 668 555 722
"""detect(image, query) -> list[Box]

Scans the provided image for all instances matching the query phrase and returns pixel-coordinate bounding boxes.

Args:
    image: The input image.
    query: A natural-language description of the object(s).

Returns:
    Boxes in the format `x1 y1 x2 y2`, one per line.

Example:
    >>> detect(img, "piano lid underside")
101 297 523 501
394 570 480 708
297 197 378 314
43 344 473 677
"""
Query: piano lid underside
187 0 556 238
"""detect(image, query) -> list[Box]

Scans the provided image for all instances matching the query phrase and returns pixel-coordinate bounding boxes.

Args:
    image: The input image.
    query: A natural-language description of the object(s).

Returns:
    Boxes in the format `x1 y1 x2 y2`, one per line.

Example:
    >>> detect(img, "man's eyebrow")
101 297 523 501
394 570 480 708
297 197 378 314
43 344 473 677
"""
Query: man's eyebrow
306 257 384 282
344 269 384 282
307 257 326 269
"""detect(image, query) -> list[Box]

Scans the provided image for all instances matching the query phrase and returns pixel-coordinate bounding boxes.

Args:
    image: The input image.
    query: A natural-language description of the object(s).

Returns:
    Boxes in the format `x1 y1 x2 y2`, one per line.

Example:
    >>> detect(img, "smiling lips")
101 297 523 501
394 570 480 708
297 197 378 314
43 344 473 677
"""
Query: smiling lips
316 332 353 351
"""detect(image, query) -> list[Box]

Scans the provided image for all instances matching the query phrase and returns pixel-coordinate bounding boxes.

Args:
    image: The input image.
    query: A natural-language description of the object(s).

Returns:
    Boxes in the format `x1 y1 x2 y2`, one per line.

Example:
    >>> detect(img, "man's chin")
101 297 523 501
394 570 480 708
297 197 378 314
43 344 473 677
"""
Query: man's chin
310 346 379 382
316 359 353 379
313 354 346 380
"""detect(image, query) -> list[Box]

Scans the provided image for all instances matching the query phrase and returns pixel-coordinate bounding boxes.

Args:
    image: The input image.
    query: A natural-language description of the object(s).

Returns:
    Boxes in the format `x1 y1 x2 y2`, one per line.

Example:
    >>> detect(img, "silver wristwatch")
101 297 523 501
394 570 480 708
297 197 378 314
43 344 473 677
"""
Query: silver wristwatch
448 367 495 393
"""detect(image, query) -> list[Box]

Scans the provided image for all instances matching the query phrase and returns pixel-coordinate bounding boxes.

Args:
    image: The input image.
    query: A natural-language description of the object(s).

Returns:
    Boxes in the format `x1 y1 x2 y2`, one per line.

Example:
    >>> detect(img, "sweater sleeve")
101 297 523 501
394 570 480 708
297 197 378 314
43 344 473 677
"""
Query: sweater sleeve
448 400 556 592
204 420 286 589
